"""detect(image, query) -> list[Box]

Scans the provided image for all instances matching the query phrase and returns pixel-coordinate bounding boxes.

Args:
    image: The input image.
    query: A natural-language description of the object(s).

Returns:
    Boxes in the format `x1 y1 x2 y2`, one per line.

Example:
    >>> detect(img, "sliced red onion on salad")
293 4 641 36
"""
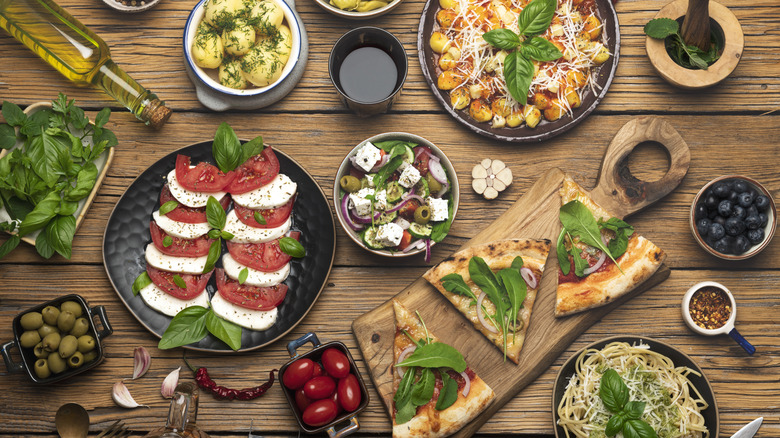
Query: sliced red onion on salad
428 159 448 185
341 193 363 231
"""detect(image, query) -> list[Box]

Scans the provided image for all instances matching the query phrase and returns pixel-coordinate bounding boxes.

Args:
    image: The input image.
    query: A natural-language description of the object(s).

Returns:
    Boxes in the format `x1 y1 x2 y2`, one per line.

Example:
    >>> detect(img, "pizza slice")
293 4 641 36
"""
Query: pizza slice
392 299 495 438
555 175 666 316
422 239 551 364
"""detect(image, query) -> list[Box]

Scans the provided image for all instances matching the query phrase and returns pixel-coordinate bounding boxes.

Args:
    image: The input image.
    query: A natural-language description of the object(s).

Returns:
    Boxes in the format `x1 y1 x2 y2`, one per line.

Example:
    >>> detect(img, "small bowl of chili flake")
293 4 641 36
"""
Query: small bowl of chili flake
682 281 755 354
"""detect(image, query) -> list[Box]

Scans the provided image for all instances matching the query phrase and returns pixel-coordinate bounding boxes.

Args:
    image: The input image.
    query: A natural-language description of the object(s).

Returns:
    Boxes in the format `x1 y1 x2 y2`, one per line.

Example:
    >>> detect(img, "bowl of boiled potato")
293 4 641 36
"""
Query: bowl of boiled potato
183 0 308 111
312 0 402 20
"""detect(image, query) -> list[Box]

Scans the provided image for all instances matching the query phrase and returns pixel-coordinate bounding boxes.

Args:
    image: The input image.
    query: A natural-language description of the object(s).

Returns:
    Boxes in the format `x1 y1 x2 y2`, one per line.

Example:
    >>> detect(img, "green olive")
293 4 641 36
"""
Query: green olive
59 335 78 358
339 175 362 193
57 311 76 332
33 342 48 359
82 350 98 364
42 332 61 352
60 301 83 318
426 173 443 194
38 324 57 338
47 352 67 374
67 351 84 368
34 359 51 379
77 335 96 353
414 206 432 224
20 330 42 348
20 312 44 330
41 306 60 325
70 318 89 337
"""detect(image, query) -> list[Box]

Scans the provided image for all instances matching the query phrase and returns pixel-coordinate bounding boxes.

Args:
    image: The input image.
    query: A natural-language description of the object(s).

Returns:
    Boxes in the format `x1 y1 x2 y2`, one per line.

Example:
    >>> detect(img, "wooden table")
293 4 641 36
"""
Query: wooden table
0 0 778 436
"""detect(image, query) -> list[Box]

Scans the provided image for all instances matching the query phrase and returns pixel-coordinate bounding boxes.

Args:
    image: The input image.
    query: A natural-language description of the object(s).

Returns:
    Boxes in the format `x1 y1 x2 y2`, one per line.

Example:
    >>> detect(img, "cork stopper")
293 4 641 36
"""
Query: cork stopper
143 99 173 129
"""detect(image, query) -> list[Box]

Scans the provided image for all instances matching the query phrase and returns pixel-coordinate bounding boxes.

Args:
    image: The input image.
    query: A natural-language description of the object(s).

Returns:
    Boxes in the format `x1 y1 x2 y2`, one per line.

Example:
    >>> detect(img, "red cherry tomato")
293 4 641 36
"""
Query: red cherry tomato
321 348 350 379
295 388 312 412
337 374 362 412
283 358 314 390
303 375 336 400
329 389 342 414
312 362 324 378
302 399 338 427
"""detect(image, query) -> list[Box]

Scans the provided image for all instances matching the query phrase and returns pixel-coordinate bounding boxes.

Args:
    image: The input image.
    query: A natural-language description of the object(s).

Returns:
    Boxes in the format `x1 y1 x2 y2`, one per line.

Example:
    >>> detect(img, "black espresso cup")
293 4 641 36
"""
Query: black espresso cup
329 27 408 117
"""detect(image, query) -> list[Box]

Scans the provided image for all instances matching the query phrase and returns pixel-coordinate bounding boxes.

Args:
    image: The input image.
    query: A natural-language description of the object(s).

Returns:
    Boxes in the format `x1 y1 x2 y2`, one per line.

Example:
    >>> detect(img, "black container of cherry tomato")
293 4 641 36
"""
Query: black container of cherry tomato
280 332 369 435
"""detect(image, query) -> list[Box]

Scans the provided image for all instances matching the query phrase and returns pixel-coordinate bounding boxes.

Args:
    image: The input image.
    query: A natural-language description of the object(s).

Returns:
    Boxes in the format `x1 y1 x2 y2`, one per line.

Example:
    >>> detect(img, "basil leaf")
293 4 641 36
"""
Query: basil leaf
503 51 534 105
158 306 210 350
599 217 634 259
45 215 76 259
163 236 173 247
623 419 657 438
410 368 435 406
35 232 55 259
482 29 521 50
599 369 629 413
203 238 221 273
396 342 467 372
94 108 110 128
238 267 249 284
206 196 227 230
0 124 16 149
430 192 455 242
27 131 57 187
3 193 33 222
159 200 179 215
64 162 97 202
643 18 679 39
208 229 221 239
0 234 20 258
2 101 26 126
220 230 234 240
279 236 305 257
253 211 267 225
441 273 477 301
18 192 60 236
557 228 571 275
69 105 89 130
373 156 404 188
132 272 153 296
205 309 242 351
560 200 622 271
212 122 243 173
57 200 78 216
624 400 646 420
517 0 557 36
240 136 265 163
172 274 187 289
435 371 459 410
521 36 563 62
605 412 625 436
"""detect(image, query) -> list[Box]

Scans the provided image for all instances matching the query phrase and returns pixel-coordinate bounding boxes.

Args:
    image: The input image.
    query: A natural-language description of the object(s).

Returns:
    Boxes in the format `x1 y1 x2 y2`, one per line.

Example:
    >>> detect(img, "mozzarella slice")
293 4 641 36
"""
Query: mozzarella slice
224 210 291 244
211 293 278 330
166 169 226 208
231 173 297 209
138 282 209 317
153 210 209 239
145 244 209 275
222 253 290 287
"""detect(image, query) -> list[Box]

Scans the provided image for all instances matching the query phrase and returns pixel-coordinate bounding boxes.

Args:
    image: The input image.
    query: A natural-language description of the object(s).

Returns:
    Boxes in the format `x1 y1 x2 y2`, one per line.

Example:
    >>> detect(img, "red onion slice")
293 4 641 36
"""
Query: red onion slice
460 371 471 397
425 239 432 263
583 234 610 275
436 181 450 198
476 292 498 333
351 208 382 224
370 154 390 172
386 198 409 213
394 217 411 230
520 267 537 289
396 345 417 378
404 194 426 205
341 194 363 231
403 239 423 253
428 160 448 185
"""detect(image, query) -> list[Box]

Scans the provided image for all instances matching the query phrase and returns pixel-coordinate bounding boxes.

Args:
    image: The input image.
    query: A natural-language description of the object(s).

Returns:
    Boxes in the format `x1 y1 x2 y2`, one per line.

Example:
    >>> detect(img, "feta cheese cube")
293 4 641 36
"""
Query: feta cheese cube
399 165 421 189
427 197 449 222
396 160 410 172
376 223 404 247
354 142 382 173
349 188 375 217
374 189 387 210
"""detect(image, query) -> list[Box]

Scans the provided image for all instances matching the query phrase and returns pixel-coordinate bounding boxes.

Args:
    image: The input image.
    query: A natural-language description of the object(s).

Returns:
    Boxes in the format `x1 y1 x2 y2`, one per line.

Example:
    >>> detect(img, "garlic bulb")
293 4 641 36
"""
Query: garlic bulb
472 159 513 199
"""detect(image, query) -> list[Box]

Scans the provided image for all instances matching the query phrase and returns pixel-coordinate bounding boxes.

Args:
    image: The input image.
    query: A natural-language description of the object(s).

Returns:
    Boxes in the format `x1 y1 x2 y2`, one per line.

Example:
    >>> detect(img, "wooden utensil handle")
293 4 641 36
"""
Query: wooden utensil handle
591 116 690 219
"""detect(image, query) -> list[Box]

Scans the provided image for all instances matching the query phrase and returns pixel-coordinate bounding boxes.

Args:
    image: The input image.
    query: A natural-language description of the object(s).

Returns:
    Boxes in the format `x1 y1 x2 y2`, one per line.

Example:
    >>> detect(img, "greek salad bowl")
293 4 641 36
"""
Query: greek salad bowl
334 132 459 261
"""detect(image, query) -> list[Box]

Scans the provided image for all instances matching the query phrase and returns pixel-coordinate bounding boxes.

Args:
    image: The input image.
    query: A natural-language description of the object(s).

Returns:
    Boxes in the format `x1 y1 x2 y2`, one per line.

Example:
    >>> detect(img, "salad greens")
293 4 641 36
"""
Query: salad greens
599 369 658 438
0 94 117 259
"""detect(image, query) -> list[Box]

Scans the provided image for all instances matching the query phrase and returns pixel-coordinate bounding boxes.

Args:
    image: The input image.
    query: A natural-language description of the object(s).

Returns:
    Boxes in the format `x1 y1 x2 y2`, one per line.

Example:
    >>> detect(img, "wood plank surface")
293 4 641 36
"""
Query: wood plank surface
0 0 778 436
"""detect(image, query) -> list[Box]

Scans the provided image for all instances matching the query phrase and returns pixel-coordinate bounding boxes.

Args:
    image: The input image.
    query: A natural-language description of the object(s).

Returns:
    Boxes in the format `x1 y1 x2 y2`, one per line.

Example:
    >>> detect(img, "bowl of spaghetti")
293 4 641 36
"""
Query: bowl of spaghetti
553 337 718 438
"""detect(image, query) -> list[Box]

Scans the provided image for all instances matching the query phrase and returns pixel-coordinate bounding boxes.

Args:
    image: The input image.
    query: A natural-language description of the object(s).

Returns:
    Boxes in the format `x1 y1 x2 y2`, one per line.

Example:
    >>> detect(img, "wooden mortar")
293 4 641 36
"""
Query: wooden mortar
646 0 744 89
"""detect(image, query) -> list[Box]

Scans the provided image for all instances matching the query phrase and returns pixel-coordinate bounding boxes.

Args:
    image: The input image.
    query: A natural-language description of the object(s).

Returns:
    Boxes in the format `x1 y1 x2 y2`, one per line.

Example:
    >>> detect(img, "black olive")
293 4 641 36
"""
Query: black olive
696 218 711 236
709 222 725 240
755 195 770 211
758 213 768 227
712 182 729 198
704 194 719 208
747 228 765 245
734 180 749 193
695 204 708 220
727 191 739 203
713 215 726 226
734 235 750 254
745 214 761 230
713 236 734 254
717 200 733 217
732 205 746 219
738 191 754 208
724 217 746 236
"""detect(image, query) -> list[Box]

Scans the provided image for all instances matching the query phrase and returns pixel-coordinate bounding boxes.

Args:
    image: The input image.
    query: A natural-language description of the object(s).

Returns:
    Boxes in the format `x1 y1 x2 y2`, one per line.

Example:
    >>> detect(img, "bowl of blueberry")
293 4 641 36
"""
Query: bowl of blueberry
691 176 776 259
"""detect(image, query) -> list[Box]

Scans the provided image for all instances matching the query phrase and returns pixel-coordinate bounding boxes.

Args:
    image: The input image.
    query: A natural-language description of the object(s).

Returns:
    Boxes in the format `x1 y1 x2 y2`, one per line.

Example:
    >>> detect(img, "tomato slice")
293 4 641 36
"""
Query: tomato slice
149 221 214 257
215 268 288 311
397 230 413 251
146 266 212 300
226 231 300 272
159 185 230 224
233 197 295 228
412 146 432 176
175 154 235 192
225 148 281 194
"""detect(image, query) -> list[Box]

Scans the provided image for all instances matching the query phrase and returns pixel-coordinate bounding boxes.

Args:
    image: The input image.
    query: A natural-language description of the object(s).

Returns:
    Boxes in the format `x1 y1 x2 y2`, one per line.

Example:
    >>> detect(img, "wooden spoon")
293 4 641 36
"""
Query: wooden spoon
54 403 89 438
681 0 711 51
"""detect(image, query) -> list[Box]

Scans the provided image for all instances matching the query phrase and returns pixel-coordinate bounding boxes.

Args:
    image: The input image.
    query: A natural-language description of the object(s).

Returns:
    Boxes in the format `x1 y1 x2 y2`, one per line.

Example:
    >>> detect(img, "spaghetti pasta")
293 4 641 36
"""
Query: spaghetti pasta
557 341 709 438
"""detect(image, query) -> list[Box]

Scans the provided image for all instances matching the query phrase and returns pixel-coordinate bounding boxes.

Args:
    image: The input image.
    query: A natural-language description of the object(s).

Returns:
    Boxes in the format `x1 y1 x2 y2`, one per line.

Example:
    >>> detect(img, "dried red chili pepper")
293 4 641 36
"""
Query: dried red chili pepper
183 356 276 400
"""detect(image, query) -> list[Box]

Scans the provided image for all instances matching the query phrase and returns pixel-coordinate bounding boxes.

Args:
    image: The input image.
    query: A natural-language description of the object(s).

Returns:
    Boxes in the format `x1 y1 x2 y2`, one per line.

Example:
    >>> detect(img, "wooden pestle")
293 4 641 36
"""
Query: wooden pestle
681 0 711 51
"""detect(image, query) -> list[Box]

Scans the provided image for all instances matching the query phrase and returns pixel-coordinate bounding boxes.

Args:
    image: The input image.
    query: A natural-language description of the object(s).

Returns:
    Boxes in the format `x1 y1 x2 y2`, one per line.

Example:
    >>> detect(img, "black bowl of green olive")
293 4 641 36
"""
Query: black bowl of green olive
1 294 112 384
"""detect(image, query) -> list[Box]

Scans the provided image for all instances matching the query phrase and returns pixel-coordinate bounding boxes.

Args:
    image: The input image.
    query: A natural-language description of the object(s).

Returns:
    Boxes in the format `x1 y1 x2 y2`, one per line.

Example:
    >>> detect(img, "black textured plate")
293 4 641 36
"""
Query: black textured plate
102 142 335 353
552 336 719 438
417 0 620 143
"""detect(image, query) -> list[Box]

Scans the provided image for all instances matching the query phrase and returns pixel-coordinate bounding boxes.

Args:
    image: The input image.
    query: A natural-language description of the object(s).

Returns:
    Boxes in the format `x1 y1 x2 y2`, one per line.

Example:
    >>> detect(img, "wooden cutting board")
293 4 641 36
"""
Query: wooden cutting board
351 116 691 437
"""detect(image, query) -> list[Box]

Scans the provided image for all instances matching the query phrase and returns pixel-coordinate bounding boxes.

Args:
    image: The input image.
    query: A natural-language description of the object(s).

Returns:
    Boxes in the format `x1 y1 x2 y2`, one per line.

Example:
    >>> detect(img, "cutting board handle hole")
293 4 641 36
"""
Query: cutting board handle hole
624 141 672 184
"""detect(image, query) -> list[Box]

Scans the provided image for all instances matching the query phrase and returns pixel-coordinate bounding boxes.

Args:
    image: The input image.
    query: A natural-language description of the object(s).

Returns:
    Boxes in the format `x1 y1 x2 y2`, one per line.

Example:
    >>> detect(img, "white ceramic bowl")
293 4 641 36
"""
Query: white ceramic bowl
682 281 755 354
333 132 459 258
313 0 402 20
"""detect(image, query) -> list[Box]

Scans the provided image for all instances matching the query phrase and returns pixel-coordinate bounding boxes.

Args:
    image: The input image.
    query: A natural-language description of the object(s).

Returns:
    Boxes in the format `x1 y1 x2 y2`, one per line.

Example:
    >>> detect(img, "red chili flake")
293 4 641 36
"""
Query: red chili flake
689 286 731 330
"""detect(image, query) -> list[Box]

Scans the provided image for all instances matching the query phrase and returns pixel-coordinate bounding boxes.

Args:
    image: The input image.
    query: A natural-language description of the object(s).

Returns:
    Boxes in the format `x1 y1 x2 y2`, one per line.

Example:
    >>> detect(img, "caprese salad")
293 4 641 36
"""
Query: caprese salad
338 139 454 262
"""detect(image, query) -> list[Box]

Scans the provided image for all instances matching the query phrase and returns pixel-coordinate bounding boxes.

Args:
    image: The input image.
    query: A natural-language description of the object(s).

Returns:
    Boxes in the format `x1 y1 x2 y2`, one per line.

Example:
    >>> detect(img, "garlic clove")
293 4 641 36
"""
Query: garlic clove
161 367 181 399
472 164 488 179
490 159 506 174
493 179 507 191
496 167 513 186
483 187 499 200
112 381 147 409
132 346 151 380
472 178 488 194
480 158 492 168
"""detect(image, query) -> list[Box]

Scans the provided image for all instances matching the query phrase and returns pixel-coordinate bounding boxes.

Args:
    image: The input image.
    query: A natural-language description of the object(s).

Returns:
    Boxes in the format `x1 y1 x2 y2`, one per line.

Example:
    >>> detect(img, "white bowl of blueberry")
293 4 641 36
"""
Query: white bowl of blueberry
691 175 776 260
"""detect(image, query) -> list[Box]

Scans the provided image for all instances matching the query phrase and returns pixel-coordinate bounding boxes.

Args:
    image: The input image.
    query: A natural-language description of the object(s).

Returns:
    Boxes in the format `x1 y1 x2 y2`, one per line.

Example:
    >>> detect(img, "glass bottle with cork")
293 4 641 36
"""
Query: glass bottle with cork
0 0 172 128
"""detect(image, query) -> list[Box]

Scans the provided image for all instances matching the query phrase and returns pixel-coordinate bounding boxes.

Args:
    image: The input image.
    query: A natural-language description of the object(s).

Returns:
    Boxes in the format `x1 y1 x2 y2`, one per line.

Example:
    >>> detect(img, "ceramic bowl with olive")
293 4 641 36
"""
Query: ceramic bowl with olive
1 294 112 384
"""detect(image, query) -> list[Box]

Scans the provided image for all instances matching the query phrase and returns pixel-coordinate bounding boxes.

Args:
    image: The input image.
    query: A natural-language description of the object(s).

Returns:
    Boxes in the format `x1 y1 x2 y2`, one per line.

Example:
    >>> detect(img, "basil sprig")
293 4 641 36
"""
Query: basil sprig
482 0 561 104
211 122 265 173
644 18 720 70
201 195 231 273
158 305 242 351
599 369 657 438
132 272 153 295
279 236 305 258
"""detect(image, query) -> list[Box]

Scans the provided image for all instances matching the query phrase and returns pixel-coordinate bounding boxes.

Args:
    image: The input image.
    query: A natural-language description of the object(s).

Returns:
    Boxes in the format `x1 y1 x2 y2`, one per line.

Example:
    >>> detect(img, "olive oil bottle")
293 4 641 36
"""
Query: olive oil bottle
0 0 171 128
